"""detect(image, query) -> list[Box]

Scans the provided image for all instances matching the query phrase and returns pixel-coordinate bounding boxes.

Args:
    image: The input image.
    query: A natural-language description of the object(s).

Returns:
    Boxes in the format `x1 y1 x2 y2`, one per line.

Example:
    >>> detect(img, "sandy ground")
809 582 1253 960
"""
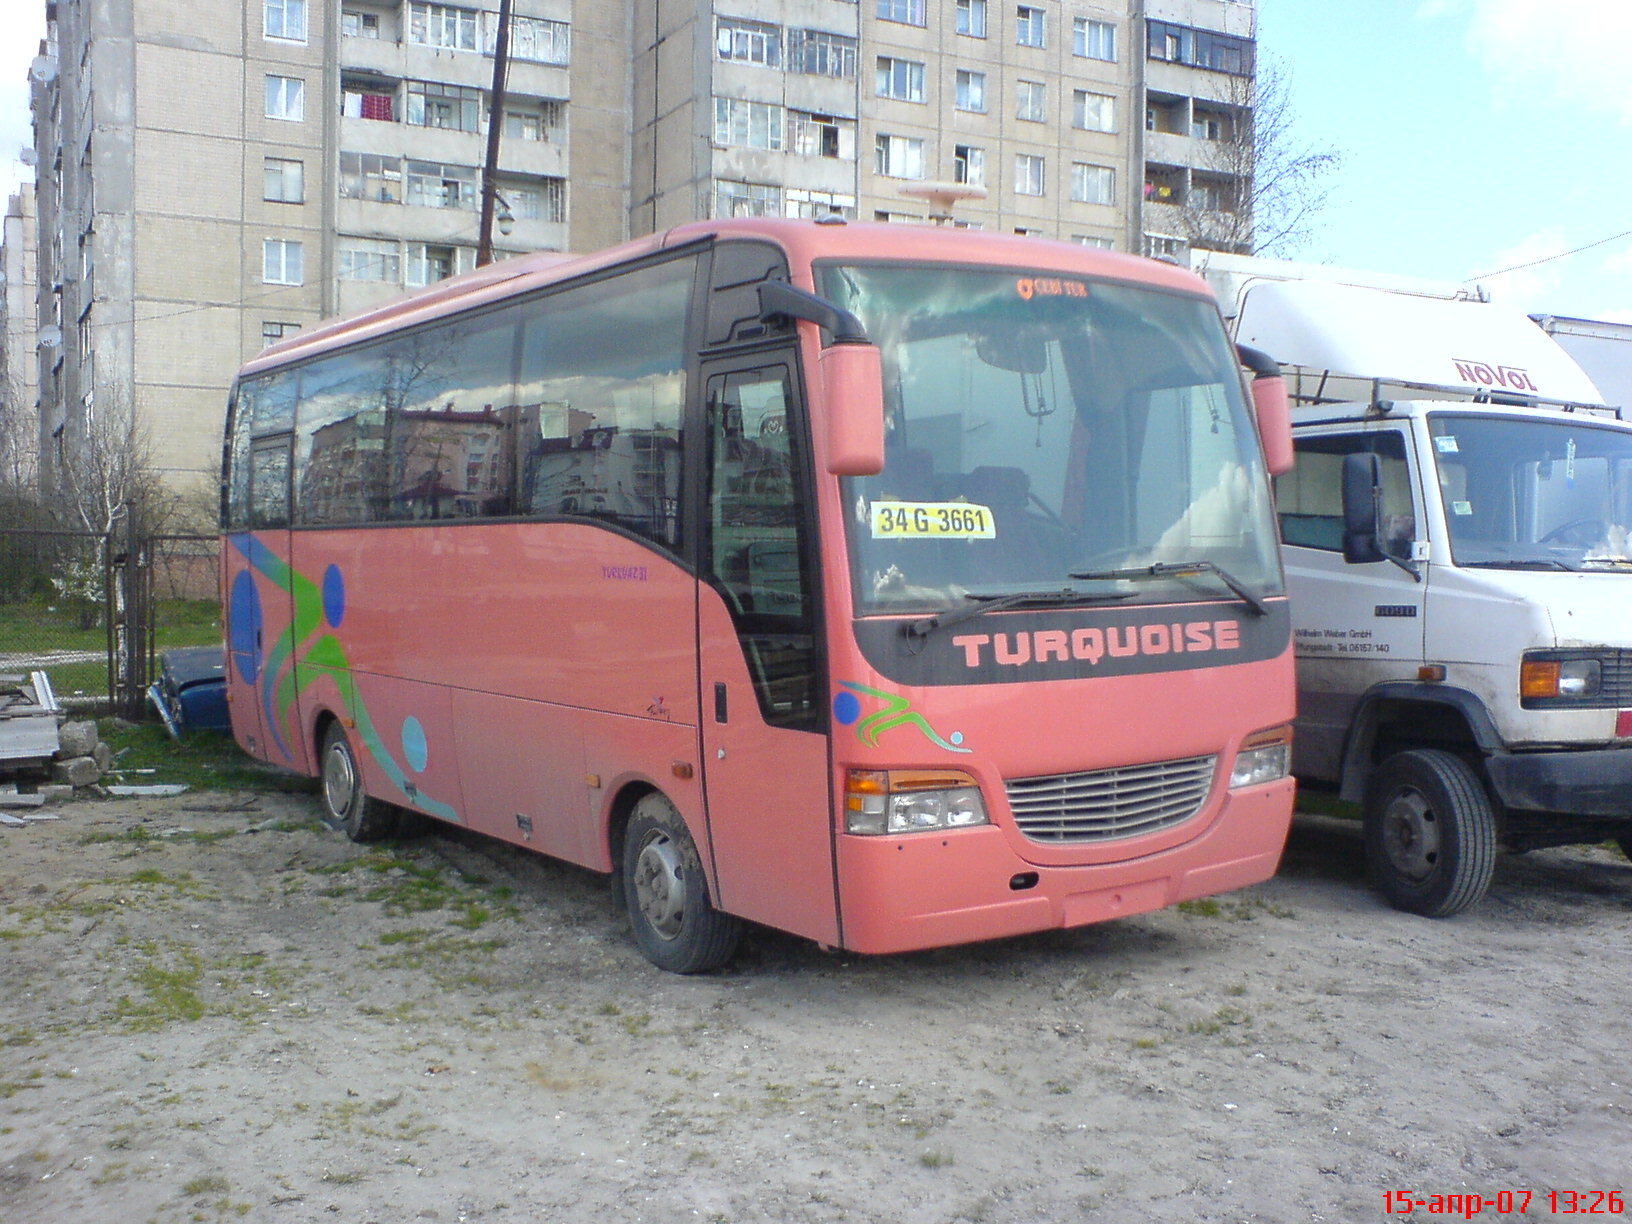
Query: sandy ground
2 791 1630 1224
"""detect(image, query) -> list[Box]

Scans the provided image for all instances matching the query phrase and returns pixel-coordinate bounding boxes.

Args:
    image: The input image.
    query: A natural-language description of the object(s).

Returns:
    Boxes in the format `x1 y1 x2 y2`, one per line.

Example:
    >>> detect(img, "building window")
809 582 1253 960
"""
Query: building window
954 144 985 188
502 177 566 222
788 111 856 159
1071 162 1115 205
875 133 925 180
1075 18 1116 61
955 69 986 113
263 239 304 285
342 79 396 121
715 180 782 218
714 97 784 150
409 2 478 52
265 0 307 42
1193 111 1227 141
1016 6 1045 48
1073 90 1116 133
956 0 987 38
1014 153 1045 196
340 151 403 202
407 80 481 132
407 243 459 286
1016 80 1046 122
1074 234 1115 250
341 10 379 37
265 75 305 121
877 0 925 27
876 56 925 103
785 187 857 219
263 157 304 203
1147 21 1254 75
338 237 402 282
406 160 478 209
788 29 857 78
504 108 546 142
261 321 300 348
717 17 780 66
501 14 571 65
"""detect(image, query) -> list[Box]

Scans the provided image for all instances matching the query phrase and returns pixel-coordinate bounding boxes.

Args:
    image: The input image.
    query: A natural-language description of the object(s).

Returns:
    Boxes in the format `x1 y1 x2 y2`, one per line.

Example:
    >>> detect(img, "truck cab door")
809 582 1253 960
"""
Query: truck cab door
1277 426 1428 780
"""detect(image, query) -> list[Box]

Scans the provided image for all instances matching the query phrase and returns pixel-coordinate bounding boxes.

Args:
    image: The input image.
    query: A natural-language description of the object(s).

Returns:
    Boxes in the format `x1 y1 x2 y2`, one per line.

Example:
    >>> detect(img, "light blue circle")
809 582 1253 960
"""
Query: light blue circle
401 716 429 773
950 731 965 746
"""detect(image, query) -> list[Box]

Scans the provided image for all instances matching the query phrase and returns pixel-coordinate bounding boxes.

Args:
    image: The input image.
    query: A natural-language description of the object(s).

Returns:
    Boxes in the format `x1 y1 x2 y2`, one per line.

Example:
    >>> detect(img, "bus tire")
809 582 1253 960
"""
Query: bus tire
1617 830 1632 864
1363 749 1496 918
622 792 740 974
319 722 400 843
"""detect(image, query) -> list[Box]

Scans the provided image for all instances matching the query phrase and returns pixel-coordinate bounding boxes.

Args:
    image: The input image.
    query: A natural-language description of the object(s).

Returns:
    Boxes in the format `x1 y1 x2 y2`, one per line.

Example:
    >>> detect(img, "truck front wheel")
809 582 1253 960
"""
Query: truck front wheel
1363 749 1497 917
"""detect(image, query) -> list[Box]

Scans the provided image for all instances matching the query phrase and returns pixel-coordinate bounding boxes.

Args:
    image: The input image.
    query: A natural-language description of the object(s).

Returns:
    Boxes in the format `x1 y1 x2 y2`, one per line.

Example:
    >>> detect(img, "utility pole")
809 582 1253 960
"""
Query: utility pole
476 0 513 267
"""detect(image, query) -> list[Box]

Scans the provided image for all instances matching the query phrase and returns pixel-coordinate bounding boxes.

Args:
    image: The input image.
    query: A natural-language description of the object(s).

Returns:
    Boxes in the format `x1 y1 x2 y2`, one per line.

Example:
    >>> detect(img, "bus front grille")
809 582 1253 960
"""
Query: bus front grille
1005 755 1217 844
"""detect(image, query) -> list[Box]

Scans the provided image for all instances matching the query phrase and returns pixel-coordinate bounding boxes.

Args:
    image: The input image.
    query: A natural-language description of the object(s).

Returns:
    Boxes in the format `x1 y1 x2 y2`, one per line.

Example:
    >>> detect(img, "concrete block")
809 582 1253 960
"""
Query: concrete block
58 720 100 758
51 756 102 788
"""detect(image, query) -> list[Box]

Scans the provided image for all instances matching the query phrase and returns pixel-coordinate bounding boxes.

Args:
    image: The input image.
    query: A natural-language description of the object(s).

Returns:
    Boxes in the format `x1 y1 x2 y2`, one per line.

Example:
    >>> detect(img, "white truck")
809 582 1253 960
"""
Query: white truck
1197 252 1632 915
1535 314 1632 414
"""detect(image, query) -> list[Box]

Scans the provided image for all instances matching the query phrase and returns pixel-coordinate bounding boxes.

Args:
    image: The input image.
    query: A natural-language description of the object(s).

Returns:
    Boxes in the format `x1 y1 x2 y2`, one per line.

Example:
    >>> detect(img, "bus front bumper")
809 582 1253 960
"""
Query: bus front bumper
831 780 1294 956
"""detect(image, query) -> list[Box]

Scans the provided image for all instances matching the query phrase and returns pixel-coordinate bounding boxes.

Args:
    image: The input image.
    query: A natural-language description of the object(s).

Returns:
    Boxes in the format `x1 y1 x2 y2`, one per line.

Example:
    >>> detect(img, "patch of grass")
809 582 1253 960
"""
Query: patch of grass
98 720 315 794
113 947 209 1031
919 1151 953 1168
1175 898 1221 917
182 1175 231 1196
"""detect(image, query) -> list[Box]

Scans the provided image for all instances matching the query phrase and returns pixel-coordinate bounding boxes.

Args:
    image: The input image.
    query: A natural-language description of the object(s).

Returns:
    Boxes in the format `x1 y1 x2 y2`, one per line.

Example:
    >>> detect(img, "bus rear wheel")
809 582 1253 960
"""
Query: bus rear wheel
319 722 400 843
1363 749 1496 918
622 793 740 974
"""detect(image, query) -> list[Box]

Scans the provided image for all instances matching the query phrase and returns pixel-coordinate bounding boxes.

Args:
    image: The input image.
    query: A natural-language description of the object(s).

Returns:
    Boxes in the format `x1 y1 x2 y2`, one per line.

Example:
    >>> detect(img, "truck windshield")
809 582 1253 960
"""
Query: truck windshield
817 262 1283 615
1429 413 1632 568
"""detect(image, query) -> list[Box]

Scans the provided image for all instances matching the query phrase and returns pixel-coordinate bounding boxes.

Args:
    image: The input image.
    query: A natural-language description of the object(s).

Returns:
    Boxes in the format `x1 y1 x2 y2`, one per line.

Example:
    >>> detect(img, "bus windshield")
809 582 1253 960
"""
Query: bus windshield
1428 413 1632 569
818 262 1283 616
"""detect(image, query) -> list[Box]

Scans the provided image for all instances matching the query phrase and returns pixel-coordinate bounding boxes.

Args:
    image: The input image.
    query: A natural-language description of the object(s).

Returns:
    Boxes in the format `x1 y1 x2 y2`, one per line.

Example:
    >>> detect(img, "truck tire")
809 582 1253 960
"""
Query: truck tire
1363 749 1497 917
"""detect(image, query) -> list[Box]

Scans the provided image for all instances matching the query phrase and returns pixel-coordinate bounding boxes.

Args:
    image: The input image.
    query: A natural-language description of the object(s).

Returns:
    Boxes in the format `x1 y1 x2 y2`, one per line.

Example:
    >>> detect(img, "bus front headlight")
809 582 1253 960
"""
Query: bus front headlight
845 770 990 835
1229 726 1292 789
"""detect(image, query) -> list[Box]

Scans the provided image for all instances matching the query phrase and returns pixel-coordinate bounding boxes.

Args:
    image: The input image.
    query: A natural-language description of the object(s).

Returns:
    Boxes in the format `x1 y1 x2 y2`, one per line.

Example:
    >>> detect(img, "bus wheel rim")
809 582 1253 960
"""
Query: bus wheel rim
633 832 687 940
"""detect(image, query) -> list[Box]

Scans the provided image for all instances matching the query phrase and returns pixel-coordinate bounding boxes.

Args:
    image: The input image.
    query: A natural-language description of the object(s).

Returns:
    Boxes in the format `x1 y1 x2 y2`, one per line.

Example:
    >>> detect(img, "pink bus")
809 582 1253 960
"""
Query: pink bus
221 217 1296 972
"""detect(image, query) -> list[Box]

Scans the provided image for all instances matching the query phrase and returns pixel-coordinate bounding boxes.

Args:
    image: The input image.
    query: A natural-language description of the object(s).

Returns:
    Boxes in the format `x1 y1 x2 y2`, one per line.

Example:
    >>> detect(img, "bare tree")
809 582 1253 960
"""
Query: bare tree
1179 57 1342 258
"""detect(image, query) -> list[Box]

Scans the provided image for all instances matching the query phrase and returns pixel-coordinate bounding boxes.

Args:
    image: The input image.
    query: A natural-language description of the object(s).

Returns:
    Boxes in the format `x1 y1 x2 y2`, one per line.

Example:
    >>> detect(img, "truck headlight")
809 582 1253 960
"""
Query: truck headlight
844 770 990 835
1520 654 1604 705
1229 726 1292 789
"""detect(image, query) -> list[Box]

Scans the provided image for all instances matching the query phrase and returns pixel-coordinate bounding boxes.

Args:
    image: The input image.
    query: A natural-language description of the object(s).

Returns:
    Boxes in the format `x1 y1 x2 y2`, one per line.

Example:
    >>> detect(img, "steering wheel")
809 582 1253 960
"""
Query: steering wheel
1539 517 1605 545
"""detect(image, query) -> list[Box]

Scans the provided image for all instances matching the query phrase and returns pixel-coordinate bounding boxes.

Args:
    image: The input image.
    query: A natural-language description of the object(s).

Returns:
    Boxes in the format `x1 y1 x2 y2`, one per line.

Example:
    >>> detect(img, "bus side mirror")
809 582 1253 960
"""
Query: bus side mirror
1341 451 1386 564
1237 344 1293 476
820 341 886 476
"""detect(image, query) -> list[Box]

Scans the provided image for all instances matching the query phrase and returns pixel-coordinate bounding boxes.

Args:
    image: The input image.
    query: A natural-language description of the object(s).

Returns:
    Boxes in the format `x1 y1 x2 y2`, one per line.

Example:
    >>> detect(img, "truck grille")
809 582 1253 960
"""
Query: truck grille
1006 755 1217 844
1604 652 1632 705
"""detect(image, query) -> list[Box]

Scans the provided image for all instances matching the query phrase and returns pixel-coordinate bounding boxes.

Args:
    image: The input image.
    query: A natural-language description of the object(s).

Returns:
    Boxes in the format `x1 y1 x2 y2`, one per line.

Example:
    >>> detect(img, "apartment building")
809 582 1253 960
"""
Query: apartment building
2 192 40 481
16 0 1258 498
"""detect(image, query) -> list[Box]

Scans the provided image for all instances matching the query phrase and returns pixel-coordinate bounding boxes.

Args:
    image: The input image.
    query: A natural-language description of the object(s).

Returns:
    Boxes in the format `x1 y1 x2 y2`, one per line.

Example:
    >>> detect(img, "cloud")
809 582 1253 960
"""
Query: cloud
1421 0 1632 123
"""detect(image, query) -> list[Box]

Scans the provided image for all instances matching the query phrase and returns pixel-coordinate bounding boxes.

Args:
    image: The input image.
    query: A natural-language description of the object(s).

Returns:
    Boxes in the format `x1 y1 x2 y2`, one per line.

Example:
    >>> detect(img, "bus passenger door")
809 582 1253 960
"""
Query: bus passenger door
225 433 297 766
697 358 839 946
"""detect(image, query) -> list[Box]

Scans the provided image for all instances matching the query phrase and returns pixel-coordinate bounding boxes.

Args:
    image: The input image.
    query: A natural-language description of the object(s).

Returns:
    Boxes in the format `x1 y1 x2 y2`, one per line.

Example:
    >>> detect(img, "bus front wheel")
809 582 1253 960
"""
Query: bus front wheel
319 723 400 843
622 793 740 974
1363 749 1496 918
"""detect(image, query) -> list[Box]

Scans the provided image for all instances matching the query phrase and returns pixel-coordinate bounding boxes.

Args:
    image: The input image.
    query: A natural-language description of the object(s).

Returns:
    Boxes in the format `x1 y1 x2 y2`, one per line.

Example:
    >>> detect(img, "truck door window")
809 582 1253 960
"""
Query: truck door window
1277 432 1412 556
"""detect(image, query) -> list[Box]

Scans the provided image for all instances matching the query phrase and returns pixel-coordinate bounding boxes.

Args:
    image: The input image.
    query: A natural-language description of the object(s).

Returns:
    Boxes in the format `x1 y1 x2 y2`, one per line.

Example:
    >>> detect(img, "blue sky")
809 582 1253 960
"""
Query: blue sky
2 0 1627 320
1257 0 1632 321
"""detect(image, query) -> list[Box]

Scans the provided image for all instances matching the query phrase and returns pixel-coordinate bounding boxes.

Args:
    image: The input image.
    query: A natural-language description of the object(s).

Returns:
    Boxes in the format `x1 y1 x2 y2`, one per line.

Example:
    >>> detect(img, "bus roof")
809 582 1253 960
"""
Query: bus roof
238 217 1213 379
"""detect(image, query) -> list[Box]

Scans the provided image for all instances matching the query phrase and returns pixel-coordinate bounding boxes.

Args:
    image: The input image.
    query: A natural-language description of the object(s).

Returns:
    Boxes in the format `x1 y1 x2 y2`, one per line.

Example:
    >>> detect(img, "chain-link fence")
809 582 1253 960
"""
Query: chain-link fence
0 527 221 715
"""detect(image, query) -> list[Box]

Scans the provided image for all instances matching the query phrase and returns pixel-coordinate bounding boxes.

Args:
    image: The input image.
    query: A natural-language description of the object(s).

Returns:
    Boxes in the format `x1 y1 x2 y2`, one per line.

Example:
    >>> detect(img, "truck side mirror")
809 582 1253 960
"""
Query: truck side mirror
1236 345 1294 476
1341 451 1386 564
820 340 886 476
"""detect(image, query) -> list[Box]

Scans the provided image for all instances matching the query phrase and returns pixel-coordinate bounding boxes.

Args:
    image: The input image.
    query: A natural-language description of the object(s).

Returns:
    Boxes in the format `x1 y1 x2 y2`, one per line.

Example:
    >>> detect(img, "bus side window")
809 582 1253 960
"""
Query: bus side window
249 436 292 530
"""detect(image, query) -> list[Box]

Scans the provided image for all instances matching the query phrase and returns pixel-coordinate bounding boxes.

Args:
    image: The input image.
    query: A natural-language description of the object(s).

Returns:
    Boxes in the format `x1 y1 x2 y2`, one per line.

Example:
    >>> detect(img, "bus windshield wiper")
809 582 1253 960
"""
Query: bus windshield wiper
905 587 1132 642
1068 560 1269 617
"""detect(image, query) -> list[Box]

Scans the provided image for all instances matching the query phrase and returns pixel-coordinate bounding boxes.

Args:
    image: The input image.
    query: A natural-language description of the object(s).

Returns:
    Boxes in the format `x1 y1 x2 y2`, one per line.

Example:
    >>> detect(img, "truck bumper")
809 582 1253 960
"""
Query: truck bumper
1485 746 1632 817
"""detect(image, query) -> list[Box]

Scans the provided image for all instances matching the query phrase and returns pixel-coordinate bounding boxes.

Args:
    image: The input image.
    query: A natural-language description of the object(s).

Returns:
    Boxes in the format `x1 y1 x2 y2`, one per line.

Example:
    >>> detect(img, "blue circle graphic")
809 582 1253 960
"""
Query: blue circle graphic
833 690 862 726
322 564 346 628
401 716 429 773
228 570 263 684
